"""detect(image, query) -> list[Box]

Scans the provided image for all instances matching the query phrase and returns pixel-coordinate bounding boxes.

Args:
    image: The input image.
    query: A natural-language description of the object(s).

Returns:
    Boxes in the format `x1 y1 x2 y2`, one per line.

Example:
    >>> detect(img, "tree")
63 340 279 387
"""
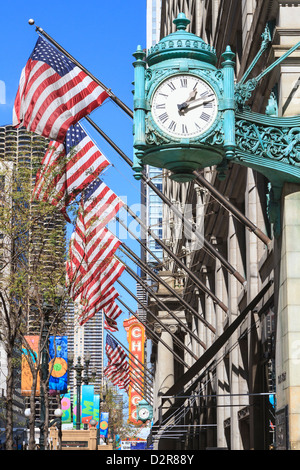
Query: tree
101 386 146 448
0 129 68 449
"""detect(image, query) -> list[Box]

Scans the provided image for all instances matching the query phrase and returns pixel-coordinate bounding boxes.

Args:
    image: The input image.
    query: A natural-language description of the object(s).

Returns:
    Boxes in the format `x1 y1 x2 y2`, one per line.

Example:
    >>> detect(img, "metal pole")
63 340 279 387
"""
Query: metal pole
117 279 192 368
123 203 228 312
108 336 154 396
74 357 83 430
193 171 271 246
115 215 162 266
108 331 154 381
116 260 200 360
116 296 190 369
119 242 213 336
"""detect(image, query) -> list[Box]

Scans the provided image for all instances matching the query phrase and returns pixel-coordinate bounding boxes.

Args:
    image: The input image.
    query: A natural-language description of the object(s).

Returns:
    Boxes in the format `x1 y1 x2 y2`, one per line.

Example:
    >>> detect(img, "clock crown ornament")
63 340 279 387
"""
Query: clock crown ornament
147 13 217 68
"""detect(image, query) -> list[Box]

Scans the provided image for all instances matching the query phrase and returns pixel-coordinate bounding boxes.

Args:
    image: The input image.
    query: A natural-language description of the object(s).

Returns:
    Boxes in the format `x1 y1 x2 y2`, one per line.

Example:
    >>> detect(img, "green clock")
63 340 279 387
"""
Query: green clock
138 407 150 420
137 399 153 422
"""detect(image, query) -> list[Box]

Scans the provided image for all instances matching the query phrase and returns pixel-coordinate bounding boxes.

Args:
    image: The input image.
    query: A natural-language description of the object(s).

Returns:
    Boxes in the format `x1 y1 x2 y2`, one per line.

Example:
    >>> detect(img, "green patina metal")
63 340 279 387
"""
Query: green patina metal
133 13 300 236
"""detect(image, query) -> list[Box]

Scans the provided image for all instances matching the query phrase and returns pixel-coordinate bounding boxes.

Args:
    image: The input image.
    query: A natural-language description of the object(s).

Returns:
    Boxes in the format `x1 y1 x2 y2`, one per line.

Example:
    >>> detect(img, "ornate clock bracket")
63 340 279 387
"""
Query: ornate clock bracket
133 13 300 238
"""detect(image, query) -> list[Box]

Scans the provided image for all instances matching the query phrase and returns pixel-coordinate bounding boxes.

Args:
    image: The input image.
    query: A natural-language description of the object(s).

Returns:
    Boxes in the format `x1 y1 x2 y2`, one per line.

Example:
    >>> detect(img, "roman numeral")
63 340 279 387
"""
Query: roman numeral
167 81 176 91
180 78 187 88
168 120 176 131
159 92 168 98
156 103 166 109
159 112 169 123
200 90 209 97
204 102 213 108
200 112 210 122
182 124 188 134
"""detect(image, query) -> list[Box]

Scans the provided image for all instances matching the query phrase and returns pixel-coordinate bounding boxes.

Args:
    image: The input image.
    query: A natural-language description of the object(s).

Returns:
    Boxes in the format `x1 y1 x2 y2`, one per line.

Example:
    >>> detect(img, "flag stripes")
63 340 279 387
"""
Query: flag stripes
104 335 130 392
103 301 122 332
78 286 119 326
13 36 108 143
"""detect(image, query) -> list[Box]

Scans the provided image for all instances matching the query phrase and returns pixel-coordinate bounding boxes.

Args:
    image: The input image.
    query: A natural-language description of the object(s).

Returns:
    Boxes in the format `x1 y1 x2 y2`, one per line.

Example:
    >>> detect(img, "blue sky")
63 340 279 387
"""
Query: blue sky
0 0 147 402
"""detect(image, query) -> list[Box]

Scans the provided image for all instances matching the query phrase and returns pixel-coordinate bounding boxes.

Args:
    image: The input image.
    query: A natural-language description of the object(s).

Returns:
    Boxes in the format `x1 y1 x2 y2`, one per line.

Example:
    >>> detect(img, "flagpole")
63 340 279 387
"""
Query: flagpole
115 215 162 266
85 116 246 286
119 242 213 336
108 332 154 383
116 265 200 361
193 171 271 246
116 217 215 331
123 202 228 313
112 352 154 399
117 256 203 357
29 20 133 119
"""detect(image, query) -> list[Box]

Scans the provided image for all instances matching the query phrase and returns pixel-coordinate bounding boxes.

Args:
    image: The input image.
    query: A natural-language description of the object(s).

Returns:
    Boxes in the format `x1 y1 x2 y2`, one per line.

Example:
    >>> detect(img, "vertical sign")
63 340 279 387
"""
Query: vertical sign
123 316 145 425
61 393 71 423
21 336 40 396
81 384 94 426
49 336 68 394
93 394 100 428
100 412 109 438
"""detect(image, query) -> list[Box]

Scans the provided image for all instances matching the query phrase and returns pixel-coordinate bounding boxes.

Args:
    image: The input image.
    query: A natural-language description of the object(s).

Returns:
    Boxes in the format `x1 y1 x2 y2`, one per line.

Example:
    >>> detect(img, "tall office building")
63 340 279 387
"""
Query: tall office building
65 301 105 402
145 0 300 450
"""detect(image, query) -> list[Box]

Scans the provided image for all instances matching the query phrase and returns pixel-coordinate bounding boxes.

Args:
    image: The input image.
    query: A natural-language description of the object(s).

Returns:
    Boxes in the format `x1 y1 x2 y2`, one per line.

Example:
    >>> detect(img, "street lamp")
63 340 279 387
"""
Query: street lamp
24 407 63 450
68 353 96 430
49 408 63 450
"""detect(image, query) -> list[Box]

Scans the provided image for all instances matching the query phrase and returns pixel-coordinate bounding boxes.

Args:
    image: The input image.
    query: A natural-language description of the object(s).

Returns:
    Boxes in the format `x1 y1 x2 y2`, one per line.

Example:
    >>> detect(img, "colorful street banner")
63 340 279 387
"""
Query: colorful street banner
81 384 94 425
93 394 100 428
123 317 146 425
99 412 109 438
21 336 40 396
61 393 72 423
49 336 68 393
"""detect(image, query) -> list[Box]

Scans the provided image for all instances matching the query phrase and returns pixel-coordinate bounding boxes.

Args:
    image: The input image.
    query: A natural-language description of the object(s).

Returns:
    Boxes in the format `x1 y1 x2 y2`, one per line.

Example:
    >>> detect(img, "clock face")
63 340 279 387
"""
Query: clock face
139 408 150 420
151 74 218 139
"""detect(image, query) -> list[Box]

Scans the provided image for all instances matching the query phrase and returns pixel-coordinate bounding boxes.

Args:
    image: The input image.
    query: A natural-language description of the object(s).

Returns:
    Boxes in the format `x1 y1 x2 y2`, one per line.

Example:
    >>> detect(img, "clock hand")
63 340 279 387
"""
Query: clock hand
177 89 197 112
178 95 214 113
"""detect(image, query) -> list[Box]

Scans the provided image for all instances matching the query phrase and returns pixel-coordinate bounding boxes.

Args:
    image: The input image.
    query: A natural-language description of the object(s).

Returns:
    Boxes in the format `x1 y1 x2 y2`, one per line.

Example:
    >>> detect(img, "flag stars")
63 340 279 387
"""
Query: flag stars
31 36 74 76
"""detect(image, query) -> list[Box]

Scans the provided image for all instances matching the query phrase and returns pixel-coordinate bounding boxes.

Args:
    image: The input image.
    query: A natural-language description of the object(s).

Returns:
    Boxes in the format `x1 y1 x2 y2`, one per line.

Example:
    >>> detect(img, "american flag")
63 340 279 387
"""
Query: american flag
105 334 127 366
78 286 119 326
13 36 109 142
67 179 123 299
78 257 125 315
78 178 124 239
103 301 122 332
104 335 130 392
104 364 130 393
67 226 121 300
32 123 109 221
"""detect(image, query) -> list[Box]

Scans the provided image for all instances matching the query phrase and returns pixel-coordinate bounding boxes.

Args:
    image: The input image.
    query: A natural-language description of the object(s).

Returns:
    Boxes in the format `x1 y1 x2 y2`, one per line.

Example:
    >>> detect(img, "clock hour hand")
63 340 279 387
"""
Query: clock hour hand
177 89 197 112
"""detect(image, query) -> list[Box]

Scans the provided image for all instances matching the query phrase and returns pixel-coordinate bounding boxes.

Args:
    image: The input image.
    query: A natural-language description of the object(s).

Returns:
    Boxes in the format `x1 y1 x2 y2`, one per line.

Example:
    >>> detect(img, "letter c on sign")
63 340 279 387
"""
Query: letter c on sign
132 395 141 405
132 327 141 339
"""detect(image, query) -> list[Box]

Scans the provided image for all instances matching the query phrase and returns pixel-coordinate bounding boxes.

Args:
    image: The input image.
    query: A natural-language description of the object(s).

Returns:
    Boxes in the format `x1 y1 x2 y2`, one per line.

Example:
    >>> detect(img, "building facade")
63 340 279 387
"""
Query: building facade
145 0 300 450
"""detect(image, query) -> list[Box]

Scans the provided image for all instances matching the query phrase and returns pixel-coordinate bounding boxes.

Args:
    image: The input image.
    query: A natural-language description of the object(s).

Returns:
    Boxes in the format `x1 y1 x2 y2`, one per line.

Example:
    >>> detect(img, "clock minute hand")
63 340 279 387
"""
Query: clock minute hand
178 95 214 113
